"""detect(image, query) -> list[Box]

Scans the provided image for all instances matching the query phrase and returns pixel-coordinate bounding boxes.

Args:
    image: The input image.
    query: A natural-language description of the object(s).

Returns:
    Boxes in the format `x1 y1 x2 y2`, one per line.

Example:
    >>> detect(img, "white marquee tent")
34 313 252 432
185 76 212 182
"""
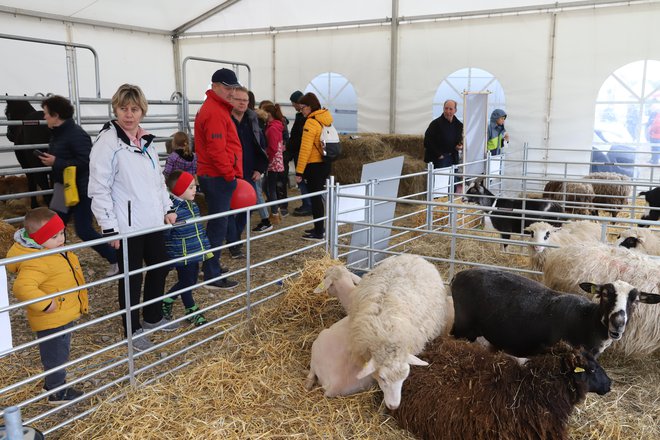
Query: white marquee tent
2 0 659 161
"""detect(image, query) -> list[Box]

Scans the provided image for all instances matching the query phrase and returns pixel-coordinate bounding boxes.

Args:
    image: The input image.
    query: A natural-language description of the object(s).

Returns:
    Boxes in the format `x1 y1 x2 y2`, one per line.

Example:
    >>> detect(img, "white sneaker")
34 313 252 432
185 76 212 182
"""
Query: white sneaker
142 317 181 332
106 263 120 277
131 329 155 351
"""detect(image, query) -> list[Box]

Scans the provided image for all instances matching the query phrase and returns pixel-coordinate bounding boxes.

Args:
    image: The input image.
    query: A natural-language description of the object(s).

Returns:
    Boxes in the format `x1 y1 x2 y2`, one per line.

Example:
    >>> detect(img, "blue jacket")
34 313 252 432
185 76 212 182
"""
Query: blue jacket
165 196 212 266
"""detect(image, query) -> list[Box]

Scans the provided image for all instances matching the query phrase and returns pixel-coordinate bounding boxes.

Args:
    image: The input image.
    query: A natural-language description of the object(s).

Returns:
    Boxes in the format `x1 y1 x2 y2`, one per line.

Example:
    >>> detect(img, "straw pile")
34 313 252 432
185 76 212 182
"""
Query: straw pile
379 134 424 159
60 256 415 440
334 135 427 198
0 220 16 257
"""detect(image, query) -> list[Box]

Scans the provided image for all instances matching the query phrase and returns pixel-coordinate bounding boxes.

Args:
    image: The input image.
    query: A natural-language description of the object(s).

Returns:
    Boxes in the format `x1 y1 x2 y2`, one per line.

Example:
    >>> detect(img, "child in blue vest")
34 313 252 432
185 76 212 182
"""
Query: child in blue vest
163 171 211 326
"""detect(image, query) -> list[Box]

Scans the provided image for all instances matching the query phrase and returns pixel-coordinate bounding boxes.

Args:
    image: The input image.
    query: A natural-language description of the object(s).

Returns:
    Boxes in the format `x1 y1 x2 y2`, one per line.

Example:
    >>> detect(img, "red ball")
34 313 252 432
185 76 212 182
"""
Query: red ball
230 178 257 210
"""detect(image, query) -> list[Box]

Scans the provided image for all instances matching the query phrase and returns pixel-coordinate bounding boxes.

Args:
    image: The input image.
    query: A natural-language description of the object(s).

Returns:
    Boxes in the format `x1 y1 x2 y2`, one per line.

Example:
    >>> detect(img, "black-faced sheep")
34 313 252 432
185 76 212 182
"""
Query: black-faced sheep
305 265 372 397
542 181 595 215
450 267 657 357
582 172 632 217
524 220 603 271
639 186 660 224
543 243 660 356
389 338 611 440
617 227 660 256
464 178 564 247
348 254 452 410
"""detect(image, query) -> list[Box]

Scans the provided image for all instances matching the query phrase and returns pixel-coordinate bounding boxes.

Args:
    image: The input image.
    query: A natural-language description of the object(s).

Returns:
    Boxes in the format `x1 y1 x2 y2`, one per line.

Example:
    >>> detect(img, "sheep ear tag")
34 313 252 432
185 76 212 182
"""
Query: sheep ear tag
313 280 326 293
574 367 585 373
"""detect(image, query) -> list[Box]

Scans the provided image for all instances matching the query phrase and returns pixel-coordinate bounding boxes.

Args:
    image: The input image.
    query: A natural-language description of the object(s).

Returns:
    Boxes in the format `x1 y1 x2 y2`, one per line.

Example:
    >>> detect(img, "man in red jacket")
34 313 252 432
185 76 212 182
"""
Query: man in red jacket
195 68 243 289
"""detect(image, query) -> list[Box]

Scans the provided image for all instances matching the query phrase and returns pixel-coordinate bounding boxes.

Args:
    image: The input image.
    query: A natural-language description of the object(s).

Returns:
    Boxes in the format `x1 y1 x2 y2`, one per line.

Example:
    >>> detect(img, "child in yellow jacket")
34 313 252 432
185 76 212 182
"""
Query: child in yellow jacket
6 207 88 404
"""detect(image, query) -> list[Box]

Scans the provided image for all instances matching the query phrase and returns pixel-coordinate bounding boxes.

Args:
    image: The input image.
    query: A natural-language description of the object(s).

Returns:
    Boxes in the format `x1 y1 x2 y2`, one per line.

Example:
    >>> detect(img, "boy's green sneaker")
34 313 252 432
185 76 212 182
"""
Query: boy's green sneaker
162 298 175 321
185 305 208 327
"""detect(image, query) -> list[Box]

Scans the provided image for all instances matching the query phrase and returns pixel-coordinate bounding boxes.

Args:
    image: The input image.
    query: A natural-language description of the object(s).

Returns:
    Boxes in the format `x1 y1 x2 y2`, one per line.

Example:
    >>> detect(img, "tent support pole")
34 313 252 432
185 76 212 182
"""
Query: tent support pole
389 0 399 134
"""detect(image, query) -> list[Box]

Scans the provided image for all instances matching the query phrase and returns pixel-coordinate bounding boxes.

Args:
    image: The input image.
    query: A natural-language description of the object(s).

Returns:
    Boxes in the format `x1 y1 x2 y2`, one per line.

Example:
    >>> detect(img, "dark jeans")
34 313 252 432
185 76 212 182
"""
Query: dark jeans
199 175 236 280
117 231 169 336
276 170 288 210
266 171 286 214
651 140 660 164
57 192 117 264
432 154 455 169
303 161 331 235
37 322 73 391
169 263 199 309
297 180 312 210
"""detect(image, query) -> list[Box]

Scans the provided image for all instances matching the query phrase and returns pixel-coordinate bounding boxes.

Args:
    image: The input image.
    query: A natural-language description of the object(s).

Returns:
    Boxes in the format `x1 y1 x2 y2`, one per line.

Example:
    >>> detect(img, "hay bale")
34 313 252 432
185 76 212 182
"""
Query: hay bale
334 136 426 198
379 134 424 159
0 220 16 257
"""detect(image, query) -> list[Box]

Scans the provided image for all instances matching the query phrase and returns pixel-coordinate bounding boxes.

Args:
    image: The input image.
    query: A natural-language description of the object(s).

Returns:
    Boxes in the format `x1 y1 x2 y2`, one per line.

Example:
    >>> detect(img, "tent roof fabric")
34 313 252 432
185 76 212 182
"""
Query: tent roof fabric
0 1 634 35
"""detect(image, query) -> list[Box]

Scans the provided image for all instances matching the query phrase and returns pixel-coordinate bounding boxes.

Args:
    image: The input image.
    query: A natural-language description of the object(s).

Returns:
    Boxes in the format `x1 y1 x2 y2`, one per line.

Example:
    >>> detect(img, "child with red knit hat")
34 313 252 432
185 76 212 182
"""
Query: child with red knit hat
6 207 88 404
163 171 211 326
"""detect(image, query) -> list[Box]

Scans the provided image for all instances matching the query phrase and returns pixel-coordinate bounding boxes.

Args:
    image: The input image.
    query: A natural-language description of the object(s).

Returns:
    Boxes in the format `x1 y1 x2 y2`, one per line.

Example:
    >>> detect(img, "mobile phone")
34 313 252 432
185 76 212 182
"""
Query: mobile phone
32 149 45 157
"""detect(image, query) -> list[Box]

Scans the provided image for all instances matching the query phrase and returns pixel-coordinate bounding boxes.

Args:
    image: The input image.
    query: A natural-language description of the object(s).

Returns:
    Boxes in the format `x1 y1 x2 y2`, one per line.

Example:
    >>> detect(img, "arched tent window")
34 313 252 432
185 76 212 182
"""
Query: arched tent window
304 72 357 133
432 67 505 120
593 60 660 170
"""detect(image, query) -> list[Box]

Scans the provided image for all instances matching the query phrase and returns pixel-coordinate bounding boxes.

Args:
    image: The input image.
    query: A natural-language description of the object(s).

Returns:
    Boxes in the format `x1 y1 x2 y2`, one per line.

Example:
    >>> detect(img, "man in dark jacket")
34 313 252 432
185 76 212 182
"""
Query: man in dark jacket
288 90 312 216
226 87 271 258
423 99 464 168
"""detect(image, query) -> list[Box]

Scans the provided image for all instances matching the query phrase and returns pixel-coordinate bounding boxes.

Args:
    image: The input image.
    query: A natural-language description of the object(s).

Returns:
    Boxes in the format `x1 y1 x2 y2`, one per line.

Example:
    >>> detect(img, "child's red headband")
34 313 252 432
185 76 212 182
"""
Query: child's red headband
28 214 65 245
172 172 195 197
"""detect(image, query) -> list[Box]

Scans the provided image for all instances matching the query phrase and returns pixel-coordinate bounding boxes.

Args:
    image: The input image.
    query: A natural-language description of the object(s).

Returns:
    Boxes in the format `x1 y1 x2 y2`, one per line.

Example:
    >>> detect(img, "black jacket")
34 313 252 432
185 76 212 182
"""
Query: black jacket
233 109 268 182
423 115 464 164
287 112 306 164
49 118 92 196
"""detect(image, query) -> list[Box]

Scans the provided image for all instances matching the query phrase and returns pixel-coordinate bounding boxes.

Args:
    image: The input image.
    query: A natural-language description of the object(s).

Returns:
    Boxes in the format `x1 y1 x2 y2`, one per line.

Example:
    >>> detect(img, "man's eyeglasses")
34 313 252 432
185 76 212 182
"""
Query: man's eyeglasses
233 98 249 103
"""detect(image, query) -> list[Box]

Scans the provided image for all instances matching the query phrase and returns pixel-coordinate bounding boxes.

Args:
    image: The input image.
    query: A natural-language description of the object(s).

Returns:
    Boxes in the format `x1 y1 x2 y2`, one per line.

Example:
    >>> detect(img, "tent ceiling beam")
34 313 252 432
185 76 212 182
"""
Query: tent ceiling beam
172 0 243 37
180 17 392 38
0 5 171 35
399 0 656 23
178 0 655 38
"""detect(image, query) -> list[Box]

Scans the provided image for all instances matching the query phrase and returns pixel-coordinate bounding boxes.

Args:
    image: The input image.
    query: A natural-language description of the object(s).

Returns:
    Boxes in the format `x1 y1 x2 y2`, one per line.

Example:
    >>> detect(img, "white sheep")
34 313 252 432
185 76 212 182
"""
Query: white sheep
304 317 375 397
617 228 660 256
312 264 361 313
583 172 632 216
306 265 373 397
348 254 452 410
524 221 604 271
543 242 660 356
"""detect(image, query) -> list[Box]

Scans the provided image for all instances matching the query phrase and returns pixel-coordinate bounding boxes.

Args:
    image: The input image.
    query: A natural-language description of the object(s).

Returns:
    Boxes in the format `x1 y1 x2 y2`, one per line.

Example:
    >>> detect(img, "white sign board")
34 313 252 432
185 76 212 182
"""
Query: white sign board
336 185 367 225
346 156 405 268
0 266 13 354
463 93 489 177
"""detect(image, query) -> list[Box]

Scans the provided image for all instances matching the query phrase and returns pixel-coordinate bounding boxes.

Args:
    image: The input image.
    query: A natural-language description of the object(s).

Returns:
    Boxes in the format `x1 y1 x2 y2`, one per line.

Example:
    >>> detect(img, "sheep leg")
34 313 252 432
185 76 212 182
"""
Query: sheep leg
304 369 317 390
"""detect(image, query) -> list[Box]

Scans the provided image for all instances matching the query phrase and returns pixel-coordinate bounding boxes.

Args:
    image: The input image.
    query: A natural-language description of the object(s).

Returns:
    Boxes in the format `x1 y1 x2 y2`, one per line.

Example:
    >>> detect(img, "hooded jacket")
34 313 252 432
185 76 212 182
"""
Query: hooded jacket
88 121 172 235
296 108 333 175
6 229 88 332
487 109 507 151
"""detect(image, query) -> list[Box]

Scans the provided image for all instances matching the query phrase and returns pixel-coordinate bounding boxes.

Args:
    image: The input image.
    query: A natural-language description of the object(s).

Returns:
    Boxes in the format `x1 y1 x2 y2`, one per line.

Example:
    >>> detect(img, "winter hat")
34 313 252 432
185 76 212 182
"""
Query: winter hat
289 90 303 103
29 214 64 245
171 171 195 197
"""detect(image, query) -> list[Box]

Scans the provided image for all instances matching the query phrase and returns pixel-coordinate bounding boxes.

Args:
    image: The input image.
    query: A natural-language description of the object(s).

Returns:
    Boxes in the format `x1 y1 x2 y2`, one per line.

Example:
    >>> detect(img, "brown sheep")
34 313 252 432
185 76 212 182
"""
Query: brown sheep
542 180 595 215
389 338 611 440
583 172 632 216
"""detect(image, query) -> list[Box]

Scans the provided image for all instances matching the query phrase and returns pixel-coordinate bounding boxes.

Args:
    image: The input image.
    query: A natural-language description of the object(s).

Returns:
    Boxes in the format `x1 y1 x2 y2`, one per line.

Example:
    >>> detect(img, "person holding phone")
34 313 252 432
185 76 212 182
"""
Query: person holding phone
38 95 118 277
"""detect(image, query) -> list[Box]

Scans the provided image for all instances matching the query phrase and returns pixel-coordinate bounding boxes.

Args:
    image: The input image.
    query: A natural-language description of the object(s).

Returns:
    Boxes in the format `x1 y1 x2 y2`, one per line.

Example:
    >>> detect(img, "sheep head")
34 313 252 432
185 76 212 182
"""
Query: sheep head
356 353 428 410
